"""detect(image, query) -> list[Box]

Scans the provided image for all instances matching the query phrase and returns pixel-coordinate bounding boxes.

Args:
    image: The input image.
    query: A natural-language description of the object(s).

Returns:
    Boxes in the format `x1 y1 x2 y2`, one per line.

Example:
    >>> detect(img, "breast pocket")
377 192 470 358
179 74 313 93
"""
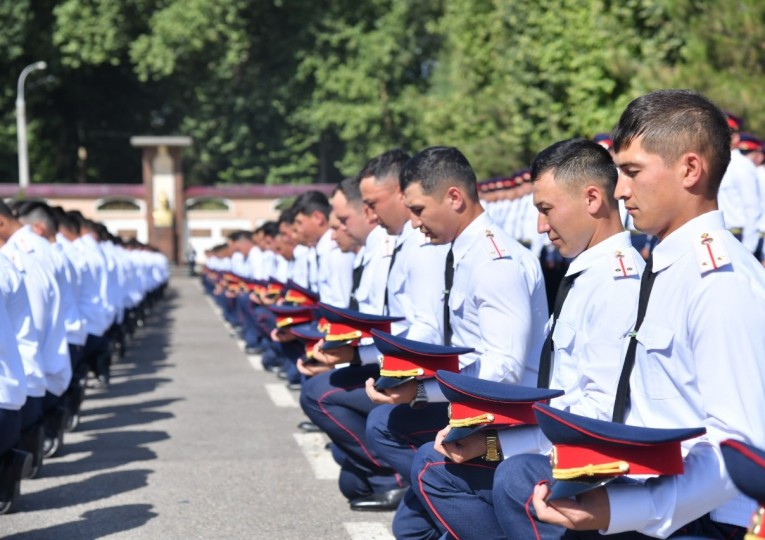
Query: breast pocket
552 321 576 354
388 269 406 296
635 321 680 400
448 290 466 319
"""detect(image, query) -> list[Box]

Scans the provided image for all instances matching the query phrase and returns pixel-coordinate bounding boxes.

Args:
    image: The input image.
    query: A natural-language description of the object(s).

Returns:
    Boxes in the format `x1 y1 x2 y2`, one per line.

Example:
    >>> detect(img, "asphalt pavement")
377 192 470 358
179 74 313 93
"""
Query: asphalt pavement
1 276 394 539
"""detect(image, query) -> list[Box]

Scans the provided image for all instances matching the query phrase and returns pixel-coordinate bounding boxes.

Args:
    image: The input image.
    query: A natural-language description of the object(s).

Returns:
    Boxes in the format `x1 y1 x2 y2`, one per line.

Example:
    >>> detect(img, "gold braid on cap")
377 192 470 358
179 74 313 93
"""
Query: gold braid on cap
552 461 630 480
276 317 294 328
379 368 424 377
325 330 362 342
449 413 495 428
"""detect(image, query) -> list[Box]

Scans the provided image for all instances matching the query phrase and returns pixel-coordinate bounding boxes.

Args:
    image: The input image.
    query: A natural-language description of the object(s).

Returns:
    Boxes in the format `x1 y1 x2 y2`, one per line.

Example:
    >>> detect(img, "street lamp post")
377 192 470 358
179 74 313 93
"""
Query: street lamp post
16 61 47 190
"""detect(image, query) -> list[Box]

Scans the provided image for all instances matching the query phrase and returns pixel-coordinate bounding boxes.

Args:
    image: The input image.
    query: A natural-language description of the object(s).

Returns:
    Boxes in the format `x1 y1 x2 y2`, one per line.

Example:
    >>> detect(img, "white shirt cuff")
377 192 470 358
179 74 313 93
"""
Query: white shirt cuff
423 378 447 402
497 426 551 459
604 483 654 534
358 344 381 366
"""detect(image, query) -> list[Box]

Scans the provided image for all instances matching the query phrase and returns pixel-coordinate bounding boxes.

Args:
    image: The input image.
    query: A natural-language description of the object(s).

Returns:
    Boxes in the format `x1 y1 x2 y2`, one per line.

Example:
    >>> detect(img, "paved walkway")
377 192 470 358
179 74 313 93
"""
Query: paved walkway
1 276 394 539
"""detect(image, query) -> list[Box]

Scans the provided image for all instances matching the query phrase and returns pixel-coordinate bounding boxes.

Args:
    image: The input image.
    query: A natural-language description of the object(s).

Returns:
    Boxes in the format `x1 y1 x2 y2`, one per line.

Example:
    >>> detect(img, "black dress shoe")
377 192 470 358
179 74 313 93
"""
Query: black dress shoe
0 449 32 515
298 421 322 433
350 487 408 511
245 346 263 355
287 382 302 391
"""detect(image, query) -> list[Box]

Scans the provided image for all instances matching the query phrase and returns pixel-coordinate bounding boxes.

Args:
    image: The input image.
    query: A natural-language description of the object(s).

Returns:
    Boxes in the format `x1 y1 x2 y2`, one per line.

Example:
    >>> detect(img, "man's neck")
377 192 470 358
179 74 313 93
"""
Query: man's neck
452 205 485 242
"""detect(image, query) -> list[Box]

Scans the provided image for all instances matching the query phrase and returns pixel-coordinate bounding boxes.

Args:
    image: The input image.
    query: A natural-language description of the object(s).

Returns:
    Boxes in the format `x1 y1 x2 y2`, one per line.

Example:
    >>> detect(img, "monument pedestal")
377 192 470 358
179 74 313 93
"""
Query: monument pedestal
130 136 192 264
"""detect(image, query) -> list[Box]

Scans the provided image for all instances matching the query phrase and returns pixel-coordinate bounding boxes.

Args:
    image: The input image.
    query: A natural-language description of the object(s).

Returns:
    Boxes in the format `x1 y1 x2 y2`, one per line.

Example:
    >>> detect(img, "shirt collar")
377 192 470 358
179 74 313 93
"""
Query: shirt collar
452 211 490 265
566 231 635 275
397 221 416 248
651 210 726 272
316 228 333 254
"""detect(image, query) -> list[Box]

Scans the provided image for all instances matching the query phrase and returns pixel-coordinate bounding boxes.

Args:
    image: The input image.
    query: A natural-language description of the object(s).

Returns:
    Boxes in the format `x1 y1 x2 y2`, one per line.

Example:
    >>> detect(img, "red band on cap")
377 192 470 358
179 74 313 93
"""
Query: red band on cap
553 442 684 477
379 354 459 378
449 401 538 427
284 290 315 305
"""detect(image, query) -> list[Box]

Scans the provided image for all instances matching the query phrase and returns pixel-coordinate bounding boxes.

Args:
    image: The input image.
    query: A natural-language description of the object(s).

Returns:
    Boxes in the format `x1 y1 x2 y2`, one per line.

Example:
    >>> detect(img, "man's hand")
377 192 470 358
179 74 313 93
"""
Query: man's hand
270 327 296 343
311 341 355 367
261 294 278 306
433 426 489 463
364 378 418 405
297 357 331 376
532 483 610 531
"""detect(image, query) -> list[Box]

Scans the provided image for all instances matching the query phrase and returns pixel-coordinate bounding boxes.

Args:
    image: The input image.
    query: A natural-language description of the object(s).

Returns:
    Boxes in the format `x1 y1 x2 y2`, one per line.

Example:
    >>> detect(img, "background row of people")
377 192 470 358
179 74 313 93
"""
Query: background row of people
0 201 169 514
201 90 765 540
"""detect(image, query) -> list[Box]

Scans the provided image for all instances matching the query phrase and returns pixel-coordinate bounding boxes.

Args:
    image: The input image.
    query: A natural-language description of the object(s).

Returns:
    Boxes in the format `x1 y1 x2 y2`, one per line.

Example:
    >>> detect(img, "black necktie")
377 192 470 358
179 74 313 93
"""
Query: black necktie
348 261 365 311
612 256 657 423
537 271 581 389
383 243 403 315
443 245 454 346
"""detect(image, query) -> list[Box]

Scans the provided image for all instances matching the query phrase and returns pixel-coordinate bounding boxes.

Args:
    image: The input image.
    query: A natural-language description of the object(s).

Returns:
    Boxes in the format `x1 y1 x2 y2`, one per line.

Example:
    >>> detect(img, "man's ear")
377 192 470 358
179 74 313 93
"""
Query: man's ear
445 185 465 210
585 185 604 216
31 222 47 237
312 209 327 226
680 152 704 190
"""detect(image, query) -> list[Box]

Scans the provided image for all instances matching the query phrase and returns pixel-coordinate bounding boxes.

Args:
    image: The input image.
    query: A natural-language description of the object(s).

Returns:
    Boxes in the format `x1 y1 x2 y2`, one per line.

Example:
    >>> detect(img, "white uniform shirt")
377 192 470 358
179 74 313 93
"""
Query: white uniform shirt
3 228 71 397
354 226 394 315
0 298 26 410
245 245 264 280
77 234 116 333
49 239 86 346
718 149 761 251
386 221 448 343
497 232 644 454
59 233 107 338
0 253 39 402
230 250 247 278
606 210 765 536
291 245 311 288
425 212 547 399
271 254 290 283
314 228 355 308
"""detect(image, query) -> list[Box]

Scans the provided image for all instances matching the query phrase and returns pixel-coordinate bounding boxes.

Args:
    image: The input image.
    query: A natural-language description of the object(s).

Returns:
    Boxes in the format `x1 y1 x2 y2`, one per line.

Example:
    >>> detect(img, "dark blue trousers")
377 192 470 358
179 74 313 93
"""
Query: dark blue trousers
493 453 745 540
235 295 260 347
403 442 501 540
300 364 403 500
366 402 449 480
0 409 21 456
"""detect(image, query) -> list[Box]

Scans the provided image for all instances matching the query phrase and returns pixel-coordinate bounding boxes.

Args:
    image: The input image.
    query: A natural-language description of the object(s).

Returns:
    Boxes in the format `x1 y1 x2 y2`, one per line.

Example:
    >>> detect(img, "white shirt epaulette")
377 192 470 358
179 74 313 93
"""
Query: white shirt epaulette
694 230 732 274
16 236 34 254
610 249 640 278
9 252 24 273
485 228 510 259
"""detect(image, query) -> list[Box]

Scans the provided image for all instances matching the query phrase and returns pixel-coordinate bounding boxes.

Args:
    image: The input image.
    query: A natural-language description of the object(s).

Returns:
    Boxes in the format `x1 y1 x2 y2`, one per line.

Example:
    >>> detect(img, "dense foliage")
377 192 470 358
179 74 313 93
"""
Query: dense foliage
2 0 764 185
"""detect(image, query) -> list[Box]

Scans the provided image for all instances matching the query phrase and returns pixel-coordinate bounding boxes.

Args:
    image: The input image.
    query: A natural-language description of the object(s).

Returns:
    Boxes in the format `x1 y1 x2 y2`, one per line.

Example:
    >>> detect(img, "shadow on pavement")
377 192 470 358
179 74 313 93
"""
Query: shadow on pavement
78 398 183 432
40 430 170 478
3 503 158 539
18 469 153 512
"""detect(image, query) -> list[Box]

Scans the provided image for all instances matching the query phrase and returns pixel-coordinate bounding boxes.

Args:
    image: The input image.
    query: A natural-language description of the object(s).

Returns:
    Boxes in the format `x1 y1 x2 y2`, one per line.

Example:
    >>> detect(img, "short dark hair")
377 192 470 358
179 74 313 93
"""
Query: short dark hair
336 176 363 206
291 190 330 219
260 221 279 238
612 89 731 193
399 146 479 202
0 200 15 220
228 230 253 242
279 206 297 226
531 138 618 201
51 206 80 234
16 201 58 233
359 148 411 184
